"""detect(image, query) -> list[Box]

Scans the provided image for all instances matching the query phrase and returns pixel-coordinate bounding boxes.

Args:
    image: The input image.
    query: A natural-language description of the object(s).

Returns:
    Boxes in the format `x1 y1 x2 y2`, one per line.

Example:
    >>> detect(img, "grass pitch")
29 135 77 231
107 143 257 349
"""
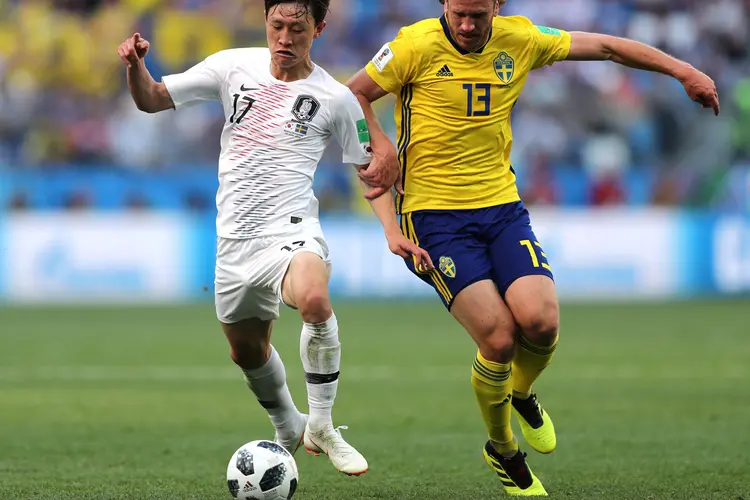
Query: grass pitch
1 300 749 500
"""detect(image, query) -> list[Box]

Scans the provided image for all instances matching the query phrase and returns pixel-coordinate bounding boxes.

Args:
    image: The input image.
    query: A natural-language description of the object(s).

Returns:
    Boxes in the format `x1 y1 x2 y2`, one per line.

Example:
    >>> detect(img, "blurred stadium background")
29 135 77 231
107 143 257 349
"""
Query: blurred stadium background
0 0 749 302
1 1 749 499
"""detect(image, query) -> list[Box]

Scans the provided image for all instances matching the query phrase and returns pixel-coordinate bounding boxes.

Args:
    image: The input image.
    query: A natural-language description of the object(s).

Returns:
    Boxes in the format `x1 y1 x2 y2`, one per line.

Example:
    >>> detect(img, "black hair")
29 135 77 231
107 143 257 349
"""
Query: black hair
264 0 330 25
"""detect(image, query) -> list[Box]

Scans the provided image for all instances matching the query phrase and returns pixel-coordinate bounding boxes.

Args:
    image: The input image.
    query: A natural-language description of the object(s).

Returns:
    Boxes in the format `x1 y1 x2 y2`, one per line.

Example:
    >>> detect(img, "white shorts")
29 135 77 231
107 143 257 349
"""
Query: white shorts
215 220 331 323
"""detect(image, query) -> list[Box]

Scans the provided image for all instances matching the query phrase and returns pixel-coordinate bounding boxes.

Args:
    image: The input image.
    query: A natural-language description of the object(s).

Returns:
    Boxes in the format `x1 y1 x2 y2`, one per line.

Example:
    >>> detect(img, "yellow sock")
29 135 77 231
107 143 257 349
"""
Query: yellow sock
471 351 518 456
512 334 558 398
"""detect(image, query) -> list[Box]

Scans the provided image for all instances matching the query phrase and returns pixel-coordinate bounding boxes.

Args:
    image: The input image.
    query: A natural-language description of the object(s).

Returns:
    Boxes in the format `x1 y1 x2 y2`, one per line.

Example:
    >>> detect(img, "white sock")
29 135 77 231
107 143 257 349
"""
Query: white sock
300 312 341 431
241 346 300 439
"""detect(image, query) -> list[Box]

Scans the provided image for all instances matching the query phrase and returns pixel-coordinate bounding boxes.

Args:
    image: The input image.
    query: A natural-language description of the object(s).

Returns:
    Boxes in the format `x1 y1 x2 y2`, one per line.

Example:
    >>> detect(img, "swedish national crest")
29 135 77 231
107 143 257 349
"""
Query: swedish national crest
493 52 515 85
439 256 456 279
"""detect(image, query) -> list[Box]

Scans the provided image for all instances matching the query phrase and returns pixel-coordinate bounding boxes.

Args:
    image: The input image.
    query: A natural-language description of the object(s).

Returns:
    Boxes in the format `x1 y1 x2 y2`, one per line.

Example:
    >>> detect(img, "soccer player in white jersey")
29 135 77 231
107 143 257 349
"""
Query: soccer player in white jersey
117 0 431 476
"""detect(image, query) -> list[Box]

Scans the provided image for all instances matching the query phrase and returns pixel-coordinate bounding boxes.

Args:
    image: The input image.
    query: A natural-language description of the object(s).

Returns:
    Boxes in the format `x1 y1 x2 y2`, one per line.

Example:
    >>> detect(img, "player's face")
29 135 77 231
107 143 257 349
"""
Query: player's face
265 3 326 69
444 0 499 52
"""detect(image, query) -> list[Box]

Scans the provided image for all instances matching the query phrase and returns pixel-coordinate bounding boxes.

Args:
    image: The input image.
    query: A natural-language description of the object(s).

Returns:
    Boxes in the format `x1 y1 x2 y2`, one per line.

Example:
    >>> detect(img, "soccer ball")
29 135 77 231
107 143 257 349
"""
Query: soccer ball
226 440 299 500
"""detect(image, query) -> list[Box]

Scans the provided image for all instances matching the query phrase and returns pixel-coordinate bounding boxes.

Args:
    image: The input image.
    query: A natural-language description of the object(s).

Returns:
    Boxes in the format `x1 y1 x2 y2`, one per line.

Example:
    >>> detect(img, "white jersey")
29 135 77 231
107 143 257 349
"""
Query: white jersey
162 48 372 239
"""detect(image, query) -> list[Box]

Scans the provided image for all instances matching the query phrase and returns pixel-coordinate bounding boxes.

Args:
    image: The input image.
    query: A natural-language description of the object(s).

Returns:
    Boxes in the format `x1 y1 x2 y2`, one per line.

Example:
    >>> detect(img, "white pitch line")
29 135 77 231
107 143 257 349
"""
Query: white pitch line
0 365 745 382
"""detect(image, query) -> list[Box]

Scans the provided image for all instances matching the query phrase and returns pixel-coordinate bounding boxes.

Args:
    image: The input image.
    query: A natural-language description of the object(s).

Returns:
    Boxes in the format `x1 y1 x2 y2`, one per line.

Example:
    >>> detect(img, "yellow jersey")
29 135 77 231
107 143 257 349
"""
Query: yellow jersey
365 16 571 214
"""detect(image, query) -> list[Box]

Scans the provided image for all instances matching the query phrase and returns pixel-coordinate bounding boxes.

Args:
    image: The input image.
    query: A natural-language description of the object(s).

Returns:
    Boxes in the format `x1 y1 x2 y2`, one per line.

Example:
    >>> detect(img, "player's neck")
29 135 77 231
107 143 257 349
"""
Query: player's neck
270 58 315 82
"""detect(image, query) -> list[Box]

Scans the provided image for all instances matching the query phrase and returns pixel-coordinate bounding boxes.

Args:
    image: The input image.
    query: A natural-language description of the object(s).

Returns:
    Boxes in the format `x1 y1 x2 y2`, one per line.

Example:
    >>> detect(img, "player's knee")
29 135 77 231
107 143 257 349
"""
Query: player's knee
297 288 332 324
519 304 559 346
229 339 270 370
478 329 516 364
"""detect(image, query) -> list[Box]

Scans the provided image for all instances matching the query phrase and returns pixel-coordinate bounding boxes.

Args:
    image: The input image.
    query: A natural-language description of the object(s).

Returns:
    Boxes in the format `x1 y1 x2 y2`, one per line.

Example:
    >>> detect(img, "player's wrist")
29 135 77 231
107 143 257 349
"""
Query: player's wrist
384 226 402 241
670 62 694 83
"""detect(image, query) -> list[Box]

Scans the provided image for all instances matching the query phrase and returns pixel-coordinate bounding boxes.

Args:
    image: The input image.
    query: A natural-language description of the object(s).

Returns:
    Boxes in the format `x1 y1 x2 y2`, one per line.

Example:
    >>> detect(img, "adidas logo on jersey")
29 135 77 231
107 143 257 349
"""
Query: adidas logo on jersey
436 64 454 77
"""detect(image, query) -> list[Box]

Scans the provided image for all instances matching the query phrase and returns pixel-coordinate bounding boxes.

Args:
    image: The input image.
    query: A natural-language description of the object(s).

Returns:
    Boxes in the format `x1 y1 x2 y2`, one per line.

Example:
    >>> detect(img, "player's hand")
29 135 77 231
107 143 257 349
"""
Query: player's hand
118 33 151 68
359 144 401 200
679 66 720 116
386 232 434 273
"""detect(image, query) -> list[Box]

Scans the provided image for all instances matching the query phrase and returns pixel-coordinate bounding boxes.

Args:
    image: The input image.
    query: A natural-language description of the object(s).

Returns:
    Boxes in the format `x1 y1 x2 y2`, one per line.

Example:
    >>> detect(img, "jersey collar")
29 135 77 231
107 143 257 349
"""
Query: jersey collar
440 15 493 55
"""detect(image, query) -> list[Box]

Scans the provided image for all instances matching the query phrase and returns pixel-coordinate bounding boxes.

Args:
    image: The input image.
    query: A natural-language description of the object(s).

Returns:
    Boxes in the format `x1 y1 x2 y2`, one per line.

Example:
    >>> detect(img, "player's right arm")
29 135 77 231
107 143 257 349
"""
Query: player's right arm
347 29 421 200
118 33 174 113
346 70 399 199
118 32 227 114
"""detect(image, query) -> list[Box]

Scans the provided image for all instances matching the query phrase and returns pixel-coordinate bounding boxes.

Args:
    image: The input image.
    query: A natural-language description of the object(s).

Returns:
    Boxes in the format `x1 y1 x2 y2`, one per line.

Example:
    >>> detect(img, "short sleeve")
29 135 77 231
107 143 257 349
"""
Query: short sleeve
530 25 572 70
332 89 373 167
162 51 230 108
364 29 420 95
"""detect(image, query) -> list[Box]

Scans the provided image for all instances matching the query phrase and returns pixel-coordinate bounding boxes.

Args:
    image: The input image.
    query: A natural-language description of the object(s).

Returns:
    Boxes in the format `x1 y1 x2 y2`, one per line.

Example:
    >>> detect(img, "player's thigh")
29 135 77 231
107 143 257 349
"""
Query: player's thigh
274 225 332 313
402 211 492 310
215 237 281 324
485 204 559 340
451 279 519 362
280 251 331 311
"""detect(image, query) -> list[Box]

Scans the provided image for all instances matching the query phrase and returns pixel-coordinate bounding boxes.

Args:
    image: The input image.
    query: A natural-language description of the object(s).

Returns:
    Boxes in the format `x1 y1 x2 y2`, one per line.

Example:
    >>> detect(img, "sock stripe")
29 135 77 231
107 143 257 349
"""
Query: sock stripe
473 360 511 381
517 334 557 356
305 371 340 385
473 359 511 382
472 360 501 380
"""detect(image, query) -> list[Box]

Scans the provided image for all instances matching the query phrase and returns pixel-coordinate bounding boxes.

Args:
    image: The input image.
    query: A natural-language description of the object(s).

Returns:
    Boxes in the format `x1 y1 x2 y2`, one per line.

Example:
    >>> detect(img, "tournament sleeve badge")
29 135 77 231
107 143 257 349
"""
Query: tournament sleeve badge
372 43 394 72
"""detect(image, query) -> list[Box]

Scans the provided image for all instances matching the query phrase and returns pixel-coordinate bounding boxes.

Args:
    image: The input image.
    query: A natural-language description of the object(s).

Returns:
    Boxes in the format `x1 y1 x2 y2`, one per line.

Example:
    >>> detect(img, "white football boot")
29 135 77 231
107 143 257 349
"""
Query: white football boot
304 424 369 476
274 413 309 456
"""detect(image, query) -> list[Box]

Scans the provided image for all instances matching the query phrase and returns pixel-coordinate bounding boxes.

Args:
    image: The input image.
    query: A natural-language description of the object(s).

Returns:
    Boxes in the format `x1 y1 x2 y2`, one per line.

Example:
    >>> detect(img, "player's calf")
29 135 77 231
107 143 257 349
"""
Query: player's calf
504 276 559 454
223 319 304 448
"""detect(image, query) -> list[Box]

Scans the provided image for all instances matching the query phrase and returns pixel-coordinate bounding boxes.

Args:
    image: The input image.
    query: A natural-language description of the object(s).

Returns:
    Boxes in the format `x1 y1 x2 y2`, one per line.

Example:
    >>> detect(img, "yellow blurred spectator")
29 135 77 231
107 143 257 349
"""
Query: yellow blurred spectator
154 6 232 72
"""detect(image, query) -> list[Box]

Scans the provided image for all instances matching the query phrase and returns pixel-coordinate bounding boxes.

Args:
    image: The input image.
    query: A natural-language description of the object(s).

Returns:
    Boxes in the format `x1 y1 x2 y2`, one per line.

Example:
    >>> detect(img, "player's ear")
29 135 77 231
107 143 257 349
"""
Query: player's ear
313 20 326 39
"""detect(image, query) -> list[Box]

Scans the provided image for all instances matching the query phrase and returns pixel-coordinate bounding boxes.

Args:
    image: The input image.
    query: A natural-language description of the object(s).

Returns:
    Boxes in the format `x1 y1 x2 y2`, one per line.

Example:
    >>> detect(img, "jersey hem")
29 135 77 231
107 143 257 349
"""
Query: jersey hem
400 195 522 214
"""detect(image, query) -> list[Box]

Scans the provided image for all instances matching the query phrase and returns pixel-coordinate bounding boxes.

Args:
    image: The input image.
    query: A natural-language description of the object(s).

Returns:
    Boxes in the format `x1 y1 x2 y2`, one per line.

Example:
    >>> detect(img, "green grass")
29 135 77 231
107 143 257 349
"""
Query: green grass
1 300 749 500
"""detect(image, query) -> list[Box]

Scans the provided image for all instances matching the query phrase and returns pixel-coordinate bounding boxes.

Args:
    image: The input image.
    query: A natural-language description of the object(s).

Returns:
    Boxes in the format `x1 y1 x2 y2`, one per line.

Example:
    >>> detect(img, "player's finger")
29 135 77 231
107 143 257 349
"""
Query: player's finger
125 39 138 60
118 46 132 67
358 168 377 184
420 249 435 270
364 185 387 200
133 32 141 43
393 247 409 259
415 254 425 273
395 172 404 196
119 50 131 68
713 95 720 116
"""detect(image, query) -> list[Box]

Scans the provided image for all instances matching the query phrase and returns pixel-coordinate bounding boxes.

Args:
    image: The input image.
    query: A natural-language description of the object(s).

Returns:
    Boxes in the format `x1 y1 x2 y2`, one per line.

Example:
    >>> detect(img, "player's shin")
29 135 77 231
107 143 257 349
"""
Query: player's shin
300 312 341 431
241 346 301 440
472 351 518 457
512 334 558 398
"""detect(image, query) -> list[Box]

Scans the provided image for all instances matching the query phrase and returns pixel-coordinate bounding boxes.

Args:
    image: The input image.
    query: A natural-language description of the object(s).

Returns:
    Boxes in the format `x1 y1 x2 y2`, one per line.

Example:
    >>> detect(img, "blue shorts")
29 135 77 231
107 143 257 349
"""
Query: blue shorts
400 202 554 310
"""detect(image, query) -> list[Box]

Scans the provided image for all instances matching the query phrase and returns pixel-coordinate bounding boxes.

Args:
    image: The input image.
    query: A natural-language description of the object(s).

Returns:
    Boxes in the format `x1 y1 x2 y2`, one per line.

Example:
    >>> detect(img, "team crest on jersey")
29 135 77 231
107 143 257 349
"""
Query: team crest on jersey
291 95 320 122
439 256 456 278
493 52 515 85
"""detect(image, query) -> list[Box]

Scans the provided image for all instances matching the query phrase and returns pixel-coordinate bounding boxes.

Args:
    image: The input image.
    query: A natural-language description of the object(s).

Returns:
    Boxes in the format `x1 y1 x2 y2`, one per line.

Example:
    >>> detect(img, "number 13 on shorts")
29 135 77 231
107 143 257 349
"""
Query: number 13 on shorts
520 239 551 271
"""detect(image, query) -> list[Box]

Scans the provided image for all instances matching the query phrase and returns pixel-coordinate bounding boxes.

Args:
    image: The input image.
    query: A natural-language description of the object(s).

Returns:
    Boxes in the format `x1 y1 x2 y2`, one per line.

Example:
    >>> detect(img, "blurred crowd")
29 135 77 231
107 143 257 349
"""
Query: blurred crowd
1 0 749 212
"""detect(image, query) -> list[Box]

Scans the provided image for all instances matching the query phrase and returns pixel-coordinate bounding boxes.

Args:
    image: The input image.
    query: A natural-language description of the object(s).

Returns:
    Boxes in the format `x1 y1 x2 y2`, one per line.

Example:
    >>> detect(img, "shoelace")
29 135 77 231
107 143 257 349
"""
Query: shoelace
321 425 353 457
518 394 544 424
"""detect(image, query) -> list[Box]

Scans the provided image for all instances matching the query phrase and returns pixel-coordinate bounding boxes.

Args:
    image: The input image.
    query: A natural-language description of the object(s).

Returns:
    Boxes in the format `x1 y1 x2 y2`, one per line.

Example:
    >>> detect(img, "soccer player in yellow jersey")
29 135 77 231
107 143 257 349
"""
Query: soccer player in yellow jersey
347 0 720 496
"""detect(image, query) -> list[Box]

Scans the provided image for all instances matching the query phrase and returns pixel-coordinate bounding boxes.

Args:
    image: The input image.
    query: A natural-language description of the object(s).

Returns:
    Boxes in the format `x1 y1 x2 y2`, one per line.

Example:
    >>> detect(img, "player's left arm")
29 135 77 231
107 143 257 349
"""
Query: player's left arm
358 178 434 272
567 32 720 115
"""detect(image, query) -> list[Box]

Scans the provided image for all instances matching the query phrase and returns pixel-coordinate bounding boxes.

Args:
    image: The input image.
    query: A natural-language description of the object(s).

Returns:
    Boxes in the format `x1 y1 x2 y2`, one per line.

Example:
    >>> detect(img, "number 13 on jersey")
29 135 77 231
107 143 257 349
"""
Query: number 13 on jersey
463 84 491 117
